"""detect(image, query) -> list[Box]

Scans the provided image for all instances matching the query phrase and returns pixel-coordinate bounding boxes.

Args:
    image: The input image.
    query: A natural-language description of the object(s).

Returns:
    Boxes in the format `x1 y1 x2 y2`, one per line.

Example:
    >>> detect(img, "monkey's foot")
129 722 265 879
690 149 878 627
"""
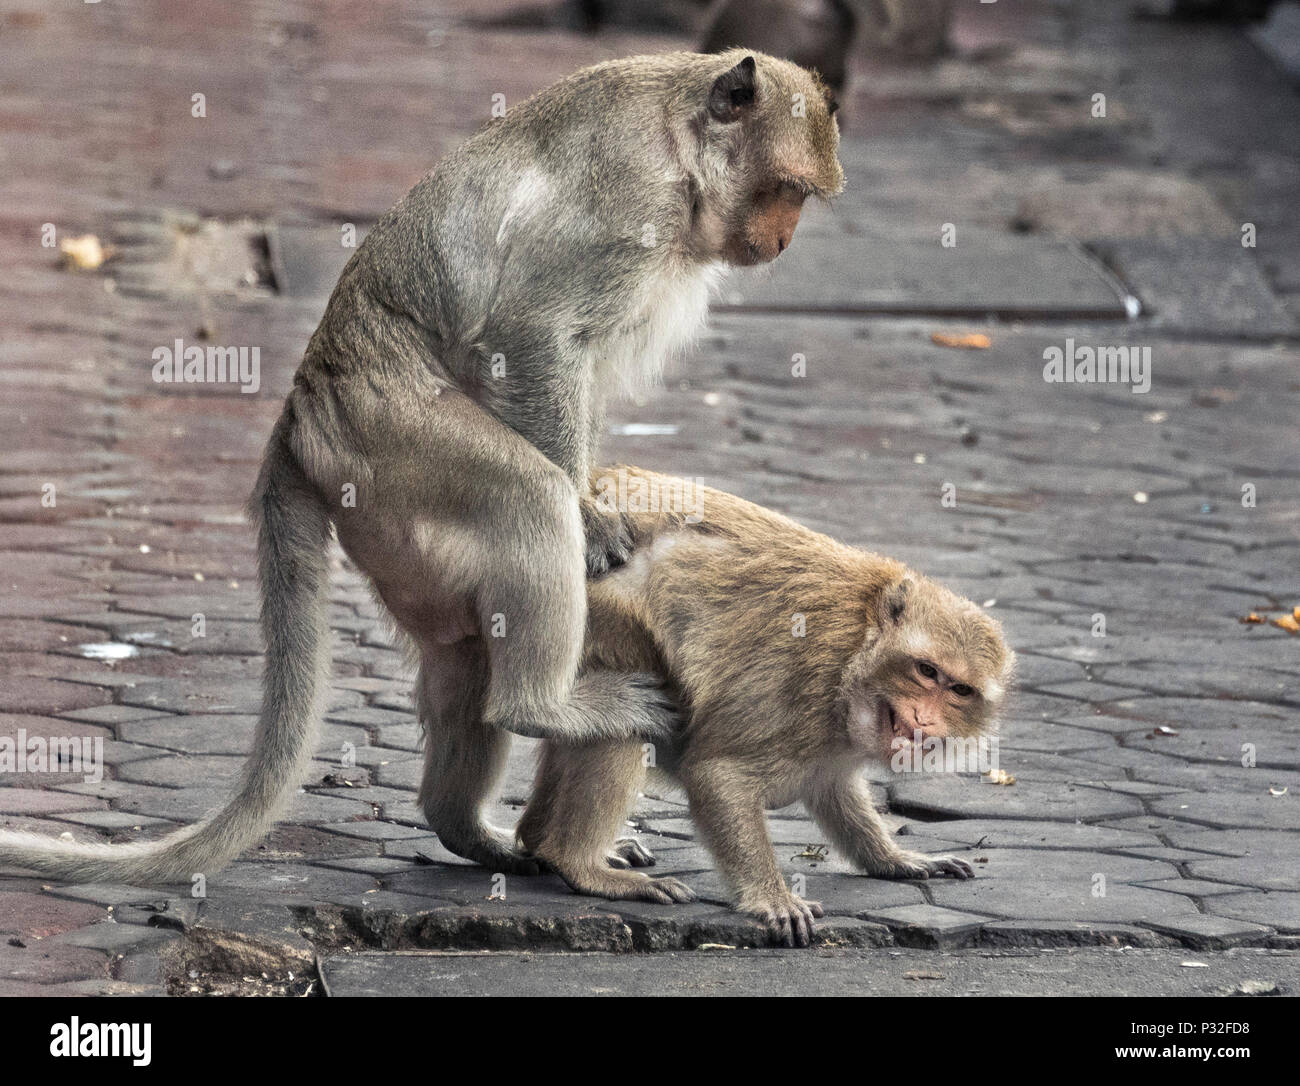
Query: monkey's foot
559 865 696 905
742 892 824 948
435 827 544 877
866 851 975 881
580 498 634 576
607 837 655 869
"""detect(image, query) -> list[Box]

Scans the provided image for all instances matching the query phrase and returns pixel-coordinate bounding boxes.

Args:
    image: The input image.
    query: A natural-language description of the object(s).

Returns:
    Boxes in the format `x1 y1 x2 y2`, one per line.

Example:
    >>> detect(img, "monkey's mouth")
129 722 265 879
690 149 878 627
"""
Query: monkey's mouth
878 701 935 746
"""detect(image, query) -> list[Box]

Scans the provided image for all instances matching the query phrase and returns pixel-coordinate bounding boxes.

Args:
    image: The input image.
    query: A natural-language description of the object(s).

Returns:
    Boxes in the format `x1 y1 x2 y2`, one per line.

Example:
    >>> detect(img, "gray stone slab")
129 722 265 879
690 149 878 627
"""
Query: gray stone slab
859 904 989 947
1211 892 1300 934
1092 237 1295 336
716 228 1128 318
897 818 1160 852
889 775 1144 822
980 919 1173 949
52 920 179 954
925 849 1192 925
319 945 1300 998
1141 915 1273 949
200 862 378 904
1150 792 1300 832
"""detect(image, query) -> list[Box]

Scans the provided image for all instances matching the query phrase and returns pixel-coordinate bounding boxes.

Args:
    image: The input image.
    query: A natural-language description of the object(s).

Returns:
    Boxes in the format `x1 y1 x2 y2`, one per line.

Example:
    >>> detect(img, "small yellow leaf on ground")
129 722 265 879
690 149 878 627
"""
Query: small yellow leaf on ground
1273 614 1300 634
1241 613 1265 624
930 332 991 349
985 768 1016 786
59 234 114 270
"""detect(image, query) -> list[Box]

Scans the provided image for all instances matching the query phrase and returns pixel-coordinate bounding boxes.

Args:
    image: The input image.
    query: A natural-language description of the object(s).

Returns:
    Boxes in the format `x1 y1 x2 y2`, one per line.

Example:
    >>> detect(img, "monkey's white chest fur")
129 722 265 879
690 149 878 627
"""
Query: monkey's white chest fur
600 263 725 393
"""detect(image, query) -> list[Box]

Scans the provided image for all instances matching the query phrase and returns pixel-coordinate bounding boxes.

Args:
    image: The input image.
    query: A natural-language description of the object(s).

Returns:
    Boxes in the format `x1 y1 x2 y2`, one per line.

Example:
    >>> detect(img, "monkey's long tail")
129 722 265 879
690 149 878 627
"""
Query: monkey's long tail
0 422 332 884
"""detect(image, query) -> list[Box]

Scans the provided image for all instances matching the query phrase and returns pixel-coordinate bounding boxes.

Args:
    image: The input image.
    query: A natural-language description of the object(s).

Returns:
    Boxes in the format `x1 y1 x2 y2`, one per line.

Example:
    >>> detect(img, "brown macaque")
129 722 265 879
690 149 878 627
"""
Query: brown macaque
0 54 843 885
517 466 1014 946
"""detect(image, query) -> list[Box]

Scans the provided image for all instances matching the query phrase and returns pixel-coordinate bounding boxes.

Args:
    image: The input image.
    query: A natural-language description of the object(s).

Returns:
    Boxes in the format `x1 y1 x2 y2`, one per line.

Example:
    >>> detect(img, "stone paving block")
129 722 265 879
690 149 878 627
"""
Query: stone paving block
889 775 1144 822
0 942 112 985
312 856 421 876
317 820 432 842
1093 238 1296 336
1141 914 1273 950
116 713 367 756
980 919 1174 948
1150 792 1300 832
925 848 1193 925
52 920 180 954
1210 892 1300 934
46 812 171 837
720 227 1128 318
896 818 1161 852
0 789 105 816
384 866 577 907
0 889 106 939
859 904 989 948
41 882 177 910
1170 830 1300 893
200 862 378 904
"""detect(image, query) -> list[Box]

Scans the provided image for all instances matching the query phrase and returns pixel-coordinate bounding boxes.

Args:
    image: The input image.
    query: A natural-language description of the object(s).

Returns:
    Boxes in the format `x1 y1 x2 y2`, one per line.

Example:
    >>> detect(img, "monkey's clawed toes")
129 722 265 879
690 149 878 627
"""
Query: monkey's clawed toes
750 894 823 948
581 502 635 577
647 876 697 904
872 851 975 881
609 837 656 868
929 855 975 879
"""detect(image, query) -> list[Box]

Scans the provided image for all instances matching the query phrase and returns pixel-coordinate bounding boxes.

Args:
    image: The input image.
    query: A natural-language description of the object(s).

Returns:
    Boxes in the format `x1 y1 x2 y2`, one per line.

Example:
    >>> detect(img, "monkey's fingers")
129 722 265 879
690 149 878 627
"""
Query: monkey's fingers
929 856 975 880
653 876 696 903
580 499 634 577
611 837 656 867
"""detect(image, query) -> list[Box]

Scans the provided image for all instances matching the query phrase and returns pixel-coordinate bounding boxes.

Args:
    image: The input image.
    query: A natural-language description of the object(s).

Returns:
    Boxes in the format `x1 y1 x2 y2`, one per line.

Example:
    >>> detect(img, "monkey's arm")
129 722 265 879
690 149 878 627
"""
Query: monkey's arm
482 339 633 573
683 758 823 947
804 771 973 880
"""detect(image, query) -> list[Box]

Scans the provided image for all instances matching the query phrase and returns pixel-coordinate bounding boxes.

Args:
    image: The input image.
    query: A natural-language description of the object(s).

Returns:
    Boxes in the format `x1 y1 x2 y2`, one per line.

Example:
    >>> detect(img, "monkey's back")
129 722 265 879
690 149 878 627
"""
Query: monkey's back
586 466 906 765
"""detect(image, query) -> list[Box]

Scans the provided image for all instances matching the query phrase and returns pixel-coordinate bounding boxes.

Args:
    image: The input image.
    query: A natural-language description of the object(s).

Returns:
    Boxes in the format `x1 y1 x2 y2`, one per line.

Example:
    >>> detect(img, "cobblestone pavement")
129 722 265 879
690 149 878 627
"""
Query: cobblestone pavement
1 0 1298 995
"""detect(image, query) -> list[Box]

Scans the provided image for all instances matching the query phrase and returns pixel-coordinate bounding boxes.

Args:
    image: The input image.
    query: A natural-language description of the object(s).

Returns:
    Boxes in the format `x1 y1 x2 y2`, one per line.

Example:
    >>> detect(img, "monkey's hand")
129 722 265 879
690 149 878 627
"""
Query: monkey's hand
741 891 824 948
608 837 655 868
863 850 975 881
580 496 634 577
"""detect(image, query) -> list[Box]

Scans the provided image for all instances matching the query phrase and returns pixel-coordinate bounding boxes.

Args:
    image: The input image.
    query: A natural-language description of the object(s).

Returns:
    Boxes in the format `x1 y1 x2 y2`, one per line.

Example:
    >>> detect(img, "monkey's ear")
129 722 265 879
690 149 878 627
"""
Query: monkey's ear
708 56 757 122
881 578 912 626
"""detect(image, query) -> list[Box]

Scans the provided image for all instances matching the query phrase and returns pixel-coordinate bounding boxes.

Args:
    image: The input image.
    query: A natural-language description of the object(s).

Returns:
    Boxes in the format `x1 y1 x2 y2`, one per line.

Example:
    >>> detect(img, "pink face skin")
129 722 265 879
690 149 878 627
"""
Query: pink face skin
724 183 807 266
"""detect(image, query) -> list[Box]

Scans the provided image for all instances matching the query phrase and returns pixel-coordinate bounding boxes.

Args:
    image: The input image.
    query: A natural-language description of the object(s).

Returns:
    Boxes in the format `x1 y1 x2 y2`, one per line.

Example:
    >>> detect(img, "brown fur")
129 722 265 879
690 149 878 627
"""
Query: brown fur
517 466 1014 945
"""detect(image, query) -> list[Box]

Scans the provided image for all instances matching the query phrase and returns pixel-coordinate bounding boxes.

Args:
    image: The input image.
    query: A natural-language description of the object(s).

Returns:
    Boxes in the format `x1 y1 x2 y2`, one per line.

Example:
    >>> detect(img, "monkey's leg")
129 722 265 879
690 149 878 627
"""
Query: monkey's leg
520 740 694 905
683 760 823 947
338 391 679 747
416 640 541 876
805 773 974 880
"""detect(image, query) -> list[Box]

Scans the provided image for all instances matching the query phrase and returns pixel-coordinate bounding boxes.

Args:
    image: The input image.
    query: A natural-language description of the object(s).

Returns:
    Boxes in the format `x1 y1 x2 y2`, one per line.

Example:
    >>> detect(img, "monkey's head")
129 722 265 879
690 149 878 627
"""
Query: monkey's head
694 50 844 267
844 574 1015 764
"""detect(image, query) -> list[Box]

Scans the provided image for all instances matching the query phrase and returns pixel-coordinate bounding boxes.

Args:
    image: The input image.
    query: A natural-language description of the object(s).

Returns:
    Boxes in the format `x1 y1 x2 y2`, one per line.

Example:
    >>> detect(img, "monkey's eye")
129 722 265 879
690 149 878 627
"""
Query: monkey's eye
916 661 938 681
950 683 975 698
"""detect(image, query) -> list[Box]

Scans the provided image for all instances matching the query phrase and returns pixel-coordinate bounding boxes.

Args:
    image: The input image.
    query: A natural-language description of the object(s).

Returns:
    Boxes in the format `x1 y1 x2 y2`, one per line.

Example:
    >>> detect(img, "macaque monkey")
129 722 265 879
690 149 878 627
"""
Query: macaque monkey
517 466 1014 946
0 54 843 884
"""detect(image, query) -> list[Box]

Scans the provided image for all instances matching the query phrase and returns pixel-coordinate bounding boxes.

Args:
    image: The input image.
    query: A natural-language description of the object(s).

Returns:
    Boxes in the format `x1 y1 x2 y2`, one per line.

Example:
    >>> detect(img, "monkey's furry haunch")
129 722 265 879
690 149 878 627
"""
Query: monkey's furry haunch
518 467 1015 947
0 53 843 885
